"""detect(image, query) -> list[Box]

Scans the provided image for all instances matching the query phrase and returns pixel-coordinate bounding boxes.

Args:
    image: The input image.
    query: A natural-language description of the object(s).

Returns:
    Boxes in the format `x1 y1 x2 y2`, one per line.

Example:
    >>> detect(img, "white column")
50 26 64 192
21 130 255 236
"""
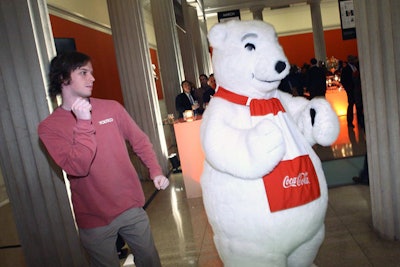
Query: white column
181 2 200 85
250 6 264 21
198 19 213 75
308 0 326 62
0 0 88 265
150 0 185 117
354 0 400 239
182 2 212 82
106 0 169 174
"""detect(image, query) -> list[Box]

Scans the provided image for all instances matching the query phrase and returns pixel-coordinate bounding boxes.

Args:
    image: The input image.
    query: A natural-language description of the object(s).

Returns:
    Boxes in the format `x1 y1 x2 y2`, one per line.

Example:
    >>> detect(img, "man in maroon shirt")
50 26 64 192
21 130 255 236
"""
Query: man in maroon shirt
38 51 169 267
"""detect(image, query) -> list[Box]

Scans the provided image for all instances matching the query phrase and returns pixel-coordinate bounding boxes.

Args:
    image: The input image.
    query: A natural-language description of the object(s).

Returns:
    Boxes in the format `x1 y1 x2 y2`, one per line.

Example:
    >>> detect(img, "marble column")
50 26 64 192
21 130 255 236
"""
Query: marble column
354 0 400 239
106 0 169 174
182 2 212 83
308 0 327 62
198 19 213 76
250 6 264 21
181 2 200 85
0 0 88 265
150 0 185 117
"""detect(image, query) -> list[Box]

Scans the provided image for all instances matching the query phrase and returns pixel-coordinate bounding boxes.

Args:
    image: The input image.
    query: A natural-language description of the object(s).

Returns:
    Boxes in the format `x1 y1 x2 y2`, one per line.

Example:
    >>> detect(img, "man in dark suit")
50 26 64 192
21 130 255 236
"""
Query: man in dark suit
175 80 199 118
340 55 364 128
306 58 327 99
340 60 355 127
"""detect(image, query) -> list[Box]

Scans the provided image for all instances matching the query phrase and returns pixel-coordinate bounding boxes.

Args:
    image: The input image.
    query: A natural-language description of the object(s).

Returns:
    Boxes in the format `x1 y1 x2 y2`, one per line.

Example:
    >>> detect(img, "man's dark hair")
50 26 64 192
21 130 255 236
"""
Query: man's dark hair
181 80 190 87
310 58 317 65
48 51 91 98
199 74 208 80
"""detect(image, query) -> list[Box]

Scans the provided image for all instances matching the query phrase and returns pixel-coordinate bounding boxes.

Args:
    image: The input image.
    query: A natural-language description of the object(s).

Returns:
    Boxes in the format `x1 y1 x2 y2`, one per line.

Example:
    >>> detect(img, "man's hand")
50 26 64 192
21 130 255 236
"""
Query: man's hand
153 175 169 190
71 98 92 120
192 102 200 110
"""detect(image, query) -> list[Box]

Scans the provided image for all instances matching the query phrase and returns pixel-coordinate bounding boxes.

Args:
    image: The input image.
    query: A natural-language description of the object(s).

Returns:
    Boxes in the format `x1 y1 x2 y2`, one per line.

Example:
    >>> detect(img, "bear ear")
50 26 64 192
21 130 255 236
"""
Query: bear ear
208 23 227 48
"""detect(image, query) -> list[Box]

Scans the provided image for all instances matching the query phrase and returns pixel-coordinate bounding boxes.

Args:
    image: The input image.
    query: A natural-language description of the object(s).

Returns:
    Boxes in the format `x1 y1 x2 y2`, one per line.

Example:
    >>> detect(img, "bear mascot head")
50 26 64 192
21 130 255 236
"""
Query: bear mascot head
200 20 339 267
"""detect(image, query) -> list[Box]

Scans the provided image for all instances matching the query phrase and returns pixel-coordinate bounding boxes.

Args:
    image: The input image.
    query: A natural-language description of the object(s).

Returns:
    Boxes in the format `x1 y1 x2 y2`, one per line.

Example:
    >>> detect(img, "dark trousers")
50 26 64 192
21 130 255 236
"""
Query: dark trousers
79 207 161 267
346 87 364 127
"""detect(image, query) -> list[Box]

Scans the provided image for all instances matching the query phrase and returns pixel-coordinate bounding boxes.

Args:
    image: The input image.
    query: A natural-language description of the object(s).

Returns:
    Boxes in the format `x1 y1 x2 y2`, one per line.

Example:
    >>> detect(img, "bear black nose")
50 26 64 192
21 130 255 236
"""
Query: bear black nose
275 61 286 74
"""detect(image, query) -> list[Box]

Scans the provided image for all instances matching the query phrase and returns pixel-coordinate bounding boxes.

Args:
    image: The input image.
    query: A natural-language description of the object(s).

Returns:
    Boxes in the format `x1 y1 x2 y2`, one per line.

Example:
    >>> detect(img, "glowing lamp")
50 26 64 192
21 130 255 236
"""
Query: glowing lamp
183 110 194 121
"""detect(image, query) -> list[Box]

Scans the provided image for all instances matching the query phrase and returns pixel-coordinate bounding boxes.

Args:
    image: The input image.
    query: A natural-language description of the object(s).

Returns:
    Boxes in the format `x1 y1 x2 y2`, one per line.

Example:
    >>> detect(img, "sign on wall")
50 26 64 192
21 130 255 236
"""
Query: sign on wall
217 10 240 22
338 0 356 40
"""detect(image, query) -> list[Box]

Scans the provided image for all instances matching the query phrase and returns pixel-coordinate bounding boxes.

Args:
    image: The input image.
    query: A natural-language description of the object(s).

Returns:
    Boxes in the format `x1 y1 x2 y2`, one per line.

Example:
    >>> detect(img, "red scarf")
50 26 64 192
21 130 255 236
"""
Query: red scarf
214 86 321 212
214 86 285 116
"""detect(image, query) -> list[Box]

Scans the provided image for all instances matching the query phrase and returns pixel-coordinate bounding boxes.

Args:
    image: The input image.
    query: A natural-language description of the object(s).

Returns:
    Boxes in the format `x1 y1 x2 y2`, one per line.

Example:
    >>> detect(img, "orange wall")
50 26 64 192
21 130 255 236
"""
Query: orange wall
324 29 358 63
150 49 163 99
50 15 125 104
279 29 358 67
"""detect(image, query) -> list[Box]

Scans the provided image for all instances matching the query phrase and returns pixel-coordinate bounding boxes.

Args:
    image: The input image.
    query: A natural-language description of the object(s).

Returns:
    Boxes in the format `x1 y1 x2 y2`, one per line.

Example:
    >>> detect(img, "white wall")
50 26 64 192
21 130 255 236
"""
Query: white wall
47 0 110 25
205 1 341 35
47 0 157 46
47 0 341 46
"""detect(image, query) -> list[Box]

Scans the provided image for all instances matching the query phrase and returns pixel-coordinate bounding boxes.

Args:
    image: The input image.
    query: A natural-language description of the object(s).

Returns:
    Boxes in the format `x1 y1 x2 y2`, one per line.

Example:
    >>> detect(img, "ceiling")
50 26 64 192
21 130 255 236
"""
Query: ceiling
201 0 332 15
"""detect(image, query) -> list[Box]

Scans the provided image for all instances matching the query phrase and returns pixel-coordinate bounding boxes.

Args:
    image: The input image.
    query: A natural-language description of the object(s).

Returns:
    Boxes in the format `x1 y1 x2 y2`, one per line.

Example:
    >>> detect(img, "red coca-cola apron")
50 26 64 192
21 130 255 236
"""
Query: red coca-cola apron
214 87 320 212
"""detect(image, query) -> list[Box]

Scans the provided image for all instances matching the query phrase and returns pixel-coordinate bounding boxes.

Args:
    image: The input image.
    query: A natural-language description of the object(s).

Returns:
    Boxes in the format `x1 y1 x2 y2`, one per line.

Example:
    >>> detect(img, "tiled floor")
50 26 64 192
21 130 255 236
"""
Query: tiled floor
142 176 400 267
1 116 400 266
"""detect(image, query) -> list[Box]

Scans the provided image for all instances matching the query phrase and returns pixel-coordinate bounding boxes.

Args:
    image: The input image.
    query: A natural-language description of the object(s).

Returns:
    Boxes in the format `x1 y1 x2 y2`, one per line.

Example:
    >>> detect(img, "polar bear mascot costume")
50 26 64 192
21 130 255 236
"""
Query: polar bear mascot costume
200 20 339 267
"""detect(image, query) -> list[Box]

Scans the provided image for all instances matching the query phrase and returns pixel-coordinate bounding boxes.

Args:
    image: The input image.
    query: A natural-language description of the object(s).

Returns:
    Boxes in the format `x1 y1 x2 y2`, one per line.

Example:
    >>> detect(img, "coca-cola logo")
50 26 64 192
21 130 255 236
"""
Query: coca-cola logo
283 172 310 188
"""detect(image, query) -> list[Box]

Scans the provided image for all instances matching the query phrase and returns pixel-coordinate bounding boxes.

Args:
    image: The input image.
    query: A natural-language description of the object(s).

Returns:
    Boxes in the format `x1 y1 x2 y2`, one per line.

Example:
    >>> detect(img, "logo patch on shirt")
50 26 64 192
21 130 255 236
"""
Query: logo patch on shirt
98 118 114 125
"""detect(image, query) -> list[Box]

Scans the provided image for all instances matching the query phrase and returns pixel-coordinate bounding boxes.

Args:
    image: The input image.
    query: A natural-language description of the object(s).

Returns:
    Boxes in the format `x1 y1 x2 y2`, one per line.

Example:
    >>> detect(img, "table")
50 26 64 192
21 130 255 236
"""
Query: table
325 86 348 117
173 118 204 198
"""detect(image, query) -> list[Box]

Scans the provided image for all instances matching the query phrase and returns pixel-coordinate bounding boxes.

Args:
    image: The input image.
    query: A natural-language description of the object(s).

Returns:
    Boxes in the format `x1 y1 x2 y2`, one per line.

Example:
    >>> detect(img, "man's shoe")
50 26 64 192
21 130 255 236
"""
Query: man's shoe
353 176 369 185
118 248 129 259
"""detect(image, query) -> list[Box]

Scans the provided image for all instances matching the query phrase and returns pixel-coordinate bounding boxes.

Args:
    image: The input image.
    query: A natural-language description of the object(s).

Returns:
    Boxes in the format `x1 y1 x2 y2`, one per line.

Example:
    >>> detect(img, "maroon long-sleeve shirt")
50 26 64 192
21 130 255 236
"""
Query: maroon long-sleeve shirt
38 98 162 228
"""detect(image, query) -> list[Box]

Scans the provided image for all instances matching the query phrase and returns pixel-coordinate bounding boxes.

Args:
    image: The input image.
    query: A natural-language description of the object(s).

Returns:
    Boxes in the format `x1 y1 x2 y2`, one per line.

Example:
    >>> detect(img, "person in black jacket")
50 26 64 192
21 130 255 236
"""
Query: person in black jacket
341 55 364 128
306 58 327 99
175 80 199 118
203 74 216 108
340 60 356 127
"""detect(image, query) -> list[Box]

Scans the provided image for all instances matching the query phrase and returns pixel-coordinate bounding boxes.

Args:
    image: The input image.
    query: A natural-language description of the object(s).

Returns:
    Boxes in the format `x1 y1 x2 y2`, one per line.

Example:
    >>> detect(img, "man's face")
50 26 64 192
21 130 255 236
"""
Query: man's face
64 61 95 98
182 81 191 93
200 76 208 86
208 76 216 88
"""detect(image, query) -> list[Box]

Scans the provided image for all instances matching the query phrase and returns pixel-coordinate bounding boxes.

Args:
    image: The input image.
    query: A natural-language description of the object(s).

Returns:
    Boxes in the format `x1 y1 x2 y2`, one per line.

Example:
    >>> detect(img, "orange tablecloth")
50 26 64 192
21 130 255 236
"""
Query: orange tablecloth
173 118 204 198
326 86 348 117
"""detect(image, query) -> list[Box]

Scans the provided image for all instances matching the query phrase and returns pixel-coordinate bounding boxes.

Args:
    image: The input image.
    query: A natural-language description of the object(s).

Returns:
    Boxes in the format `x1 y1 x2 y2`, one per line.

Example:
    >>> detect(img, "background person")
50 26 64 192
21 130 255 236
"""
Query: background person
306 58 327 99
194 74 213 114
175 80 199 118
203 73 216 108
340 55 364 128
207 73 217 90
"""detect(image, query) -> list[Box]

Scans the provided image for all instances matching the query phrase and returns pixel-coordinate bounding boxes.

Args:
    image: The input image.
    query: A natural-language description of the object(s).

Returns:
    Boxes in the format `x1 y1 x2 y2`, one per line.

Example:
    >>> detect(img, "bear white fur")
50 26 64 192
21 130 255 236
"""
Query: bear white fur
200 20 339 267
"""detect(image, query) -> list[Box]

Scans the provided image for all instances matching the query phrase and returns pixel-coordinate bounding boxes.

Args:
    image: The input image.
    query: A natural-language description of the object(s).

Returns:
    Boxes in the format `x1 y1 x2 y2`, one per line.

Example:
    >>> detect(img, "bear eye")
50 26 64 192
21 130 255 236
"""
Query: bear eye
245 43 256 51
